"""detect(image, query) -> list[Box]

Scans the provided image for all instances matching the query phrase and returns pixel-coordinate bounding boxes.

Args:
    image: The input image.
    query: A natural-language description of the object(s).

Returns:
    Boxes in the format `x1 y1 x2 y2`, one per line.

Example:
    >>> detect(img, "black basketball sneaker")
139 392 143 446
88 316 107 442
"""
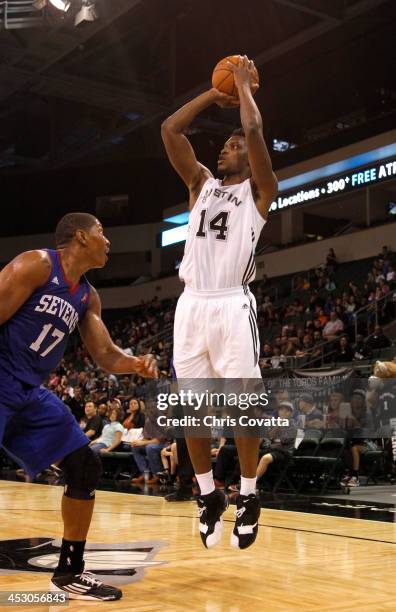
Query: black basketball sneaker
231 493 261 549
51 571 122 601
197 489 229 548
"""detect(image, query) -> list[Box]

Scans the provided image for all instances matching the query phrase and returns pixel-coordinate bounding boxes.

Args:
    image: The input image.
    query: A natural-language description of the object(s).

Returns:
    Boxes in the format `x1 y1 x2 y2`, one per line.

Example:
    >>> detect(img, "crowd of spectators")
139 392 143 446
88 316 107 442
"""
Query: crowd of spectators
212 377 396 491
255 246 395 369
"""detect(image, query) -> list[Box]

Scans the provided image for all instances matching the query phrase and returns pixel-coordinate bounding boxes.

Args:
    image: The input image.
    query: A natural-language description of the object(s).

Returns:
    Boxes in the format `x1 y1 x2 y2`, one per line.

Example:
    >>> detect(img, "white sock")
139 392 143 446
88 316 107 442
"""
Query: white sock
196 470 215 496
240 476 257 496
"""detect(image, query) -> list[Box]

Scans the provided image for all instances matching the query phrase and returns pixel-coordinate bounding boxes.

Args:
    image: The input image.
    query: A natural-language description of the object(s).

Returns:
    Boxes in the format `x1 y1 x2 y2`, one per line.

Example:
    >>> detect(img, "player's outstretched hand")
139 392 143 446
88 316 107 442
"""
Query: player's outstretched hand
211 88 240 108
227 55 259 94
135 354 158 378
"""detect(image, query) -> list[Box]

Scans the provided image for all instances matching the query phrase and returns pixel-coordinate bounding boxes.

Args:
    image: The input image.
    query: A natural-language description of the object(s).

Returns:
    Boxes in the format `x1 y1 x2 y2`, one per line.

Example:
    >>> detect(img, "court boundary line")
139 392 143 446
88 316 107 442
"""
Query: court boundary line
5 507 396 546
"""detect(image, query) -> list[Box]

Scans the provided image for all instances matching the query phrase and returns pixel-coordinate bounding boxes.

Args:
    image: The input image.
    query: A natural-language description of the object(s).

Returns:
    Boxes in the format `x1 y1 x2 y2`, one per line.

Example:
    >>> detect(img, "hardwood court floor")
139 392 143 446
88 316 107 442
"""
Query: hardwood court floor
0 481 396 612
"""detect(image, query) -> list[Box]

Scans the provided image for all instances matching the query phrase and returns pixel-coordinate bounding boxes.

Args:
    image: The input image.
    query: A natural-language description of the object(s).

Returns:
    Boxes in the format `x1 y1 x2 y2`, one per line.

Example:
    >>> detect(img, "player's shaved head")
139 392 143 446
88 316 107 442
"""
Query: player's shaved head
231 128 245 138
55 213 98 248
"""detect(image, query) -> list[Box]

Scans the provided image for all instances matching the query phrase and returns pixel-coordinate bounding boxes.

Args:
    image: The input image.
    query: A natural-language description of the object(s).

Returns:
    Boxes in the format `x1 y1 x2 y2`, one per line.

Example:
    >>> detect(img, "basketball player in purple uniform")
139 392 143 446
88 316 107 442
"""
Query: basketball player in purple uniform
162 56 277 549
0 213 157 600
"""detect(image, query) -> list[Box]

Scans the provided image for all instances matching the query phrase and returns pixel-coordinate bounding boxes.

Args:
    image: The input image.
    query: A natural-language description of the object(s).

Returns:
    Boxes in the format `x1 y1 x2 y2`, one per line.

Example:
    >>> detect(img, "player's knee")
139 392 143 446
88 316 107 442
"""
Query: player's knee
60 444 102 500
260 453 272 466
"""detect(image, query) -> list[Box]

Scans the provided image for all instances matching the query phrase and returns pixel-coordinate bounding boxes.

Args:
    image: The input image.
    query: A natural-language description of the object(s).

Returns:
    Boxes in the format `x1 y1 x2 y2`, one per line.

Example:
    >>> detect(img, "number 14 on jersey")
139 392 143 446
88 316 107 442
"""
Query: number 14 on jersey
196 209 230 241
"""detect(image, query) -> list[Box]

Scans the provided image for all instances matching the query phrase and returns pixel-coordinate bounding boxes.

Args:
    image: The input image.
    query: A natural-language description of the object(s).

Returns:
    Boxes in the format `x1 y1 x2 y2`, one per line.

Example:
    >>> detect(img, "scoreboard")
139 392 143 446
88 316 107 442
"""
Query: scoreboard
270 157 396 212
161 141 396 247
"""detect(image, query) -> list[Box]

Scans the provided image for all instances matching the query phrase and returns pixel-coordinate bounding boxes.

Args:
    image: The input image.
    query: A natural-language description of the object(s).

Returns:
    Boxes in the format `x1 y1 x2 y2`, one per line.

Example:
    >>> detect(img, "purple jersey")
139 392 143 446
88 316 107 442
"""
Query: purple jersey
0 249 90 386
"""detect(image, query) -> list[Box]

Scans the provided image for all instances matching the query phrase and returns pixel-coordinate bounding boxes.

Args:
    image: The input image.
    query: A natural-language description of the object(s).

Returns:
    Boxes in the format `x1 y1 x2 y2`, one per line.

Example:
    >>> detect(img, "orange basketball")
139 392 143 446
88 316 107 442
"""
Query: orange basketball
212 55 259 98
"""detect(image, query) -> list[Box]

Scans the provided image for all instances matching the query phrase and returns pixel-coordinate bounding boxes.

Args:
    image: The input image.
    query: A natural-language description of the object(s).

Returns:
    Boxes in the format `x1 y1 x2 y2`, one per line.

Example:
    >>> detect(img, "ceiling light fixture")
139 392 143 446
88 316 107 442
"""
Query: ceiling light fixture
49 0 71 11
75 1 98 26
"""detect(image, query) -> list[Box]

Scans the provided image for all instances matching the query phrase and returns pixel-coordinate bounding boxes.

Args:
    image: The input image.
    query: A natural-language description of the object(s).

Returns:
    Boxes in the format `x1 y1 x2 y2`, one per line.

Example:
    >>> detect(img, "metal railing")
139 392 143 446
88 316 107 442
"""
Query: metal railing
279 336 340 370
0 1 44 29
353 290 396 343
136 323 173 354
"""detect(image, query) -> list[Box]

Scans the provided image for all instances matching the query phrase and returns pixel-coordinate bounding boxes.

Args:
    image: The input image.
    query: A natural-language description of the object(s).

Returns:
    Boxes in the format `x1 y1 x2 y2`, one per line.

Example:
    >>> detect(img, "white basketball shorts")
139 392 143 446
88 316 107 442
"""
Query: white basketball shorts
173 286 261 379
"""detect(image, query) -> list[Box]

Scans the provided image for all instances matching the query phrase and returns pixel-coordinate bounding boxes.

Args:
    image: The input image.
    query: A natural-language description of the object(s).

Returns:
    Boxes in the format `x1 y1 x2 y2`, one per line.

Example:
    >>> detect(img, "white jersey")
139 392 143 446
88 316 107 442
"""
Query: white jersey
179 177 266 290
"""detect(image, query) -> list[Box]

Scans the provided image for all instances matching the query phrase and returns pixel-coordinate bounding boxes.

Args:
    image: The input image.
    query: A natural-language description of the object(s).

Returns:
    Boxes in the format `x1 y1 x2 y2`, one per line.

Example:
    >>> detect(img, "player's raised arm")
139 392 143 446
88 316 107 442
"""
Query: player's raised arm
79 287 158 378
161 90 236 208
229 56 278 219
0 250 51 326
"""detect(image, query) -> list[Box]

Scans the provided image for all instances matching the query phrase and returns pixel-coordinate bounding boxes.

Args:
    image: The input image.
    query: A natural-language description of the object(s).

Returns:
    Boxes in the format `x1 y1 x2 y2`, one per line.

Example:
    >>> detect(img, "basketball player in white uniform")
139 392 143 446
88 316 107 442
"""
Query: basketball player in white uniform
162 56 278 549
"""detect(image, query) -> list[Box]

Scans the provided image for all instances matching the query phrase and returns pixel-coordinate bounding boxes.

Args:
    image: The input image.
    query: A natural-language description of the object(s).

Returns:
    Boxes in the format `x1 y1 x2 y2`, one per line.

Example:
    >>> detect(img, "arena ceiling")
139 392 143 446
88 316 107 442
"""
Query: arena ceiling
0 0 395 235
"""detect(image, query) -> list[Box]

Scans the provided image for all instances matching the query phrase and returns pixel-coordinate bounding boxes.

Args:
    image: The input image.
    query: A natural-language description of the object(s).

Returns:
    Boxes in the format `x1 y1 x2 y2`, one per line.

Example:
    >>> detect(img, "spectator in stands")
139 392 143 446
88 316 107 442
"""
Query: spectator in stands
157 442 178 485
78 371 87 387
379 245 391 261
380 257 390 276
271 389 290 411
213 433 238 489
365 325 391 350
98 403 110 425
308 330 324 366
325 391 345 429
297 393 324 429
316 270 326 290
48 371 60 389
347 389 371 429
334 335 353 363
270 346 286 369
118 375 135 399
80 401 103 440
104 398 121 420
386 265 396 286
89 406 124 455
293 276 304 292
295 327 305 344
130 404 169 485
313 328 323 343
334 304 346 322
374 265 385 284
324 277 336 292
262 295 273 314
348 281 360 298
366 272 376 291
165 433 196 502
352 334 373 361
345 295 357 314
65 386 85 422
317 308 328 327
309 319 322 337
256 402 296 483
259 343 273 369
326 248 337 273
272 336 282 349
295 334 314 358
123 398 145 430
340 389 379 488
377 278 390 298
135 376 148 400
323 311 344 341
